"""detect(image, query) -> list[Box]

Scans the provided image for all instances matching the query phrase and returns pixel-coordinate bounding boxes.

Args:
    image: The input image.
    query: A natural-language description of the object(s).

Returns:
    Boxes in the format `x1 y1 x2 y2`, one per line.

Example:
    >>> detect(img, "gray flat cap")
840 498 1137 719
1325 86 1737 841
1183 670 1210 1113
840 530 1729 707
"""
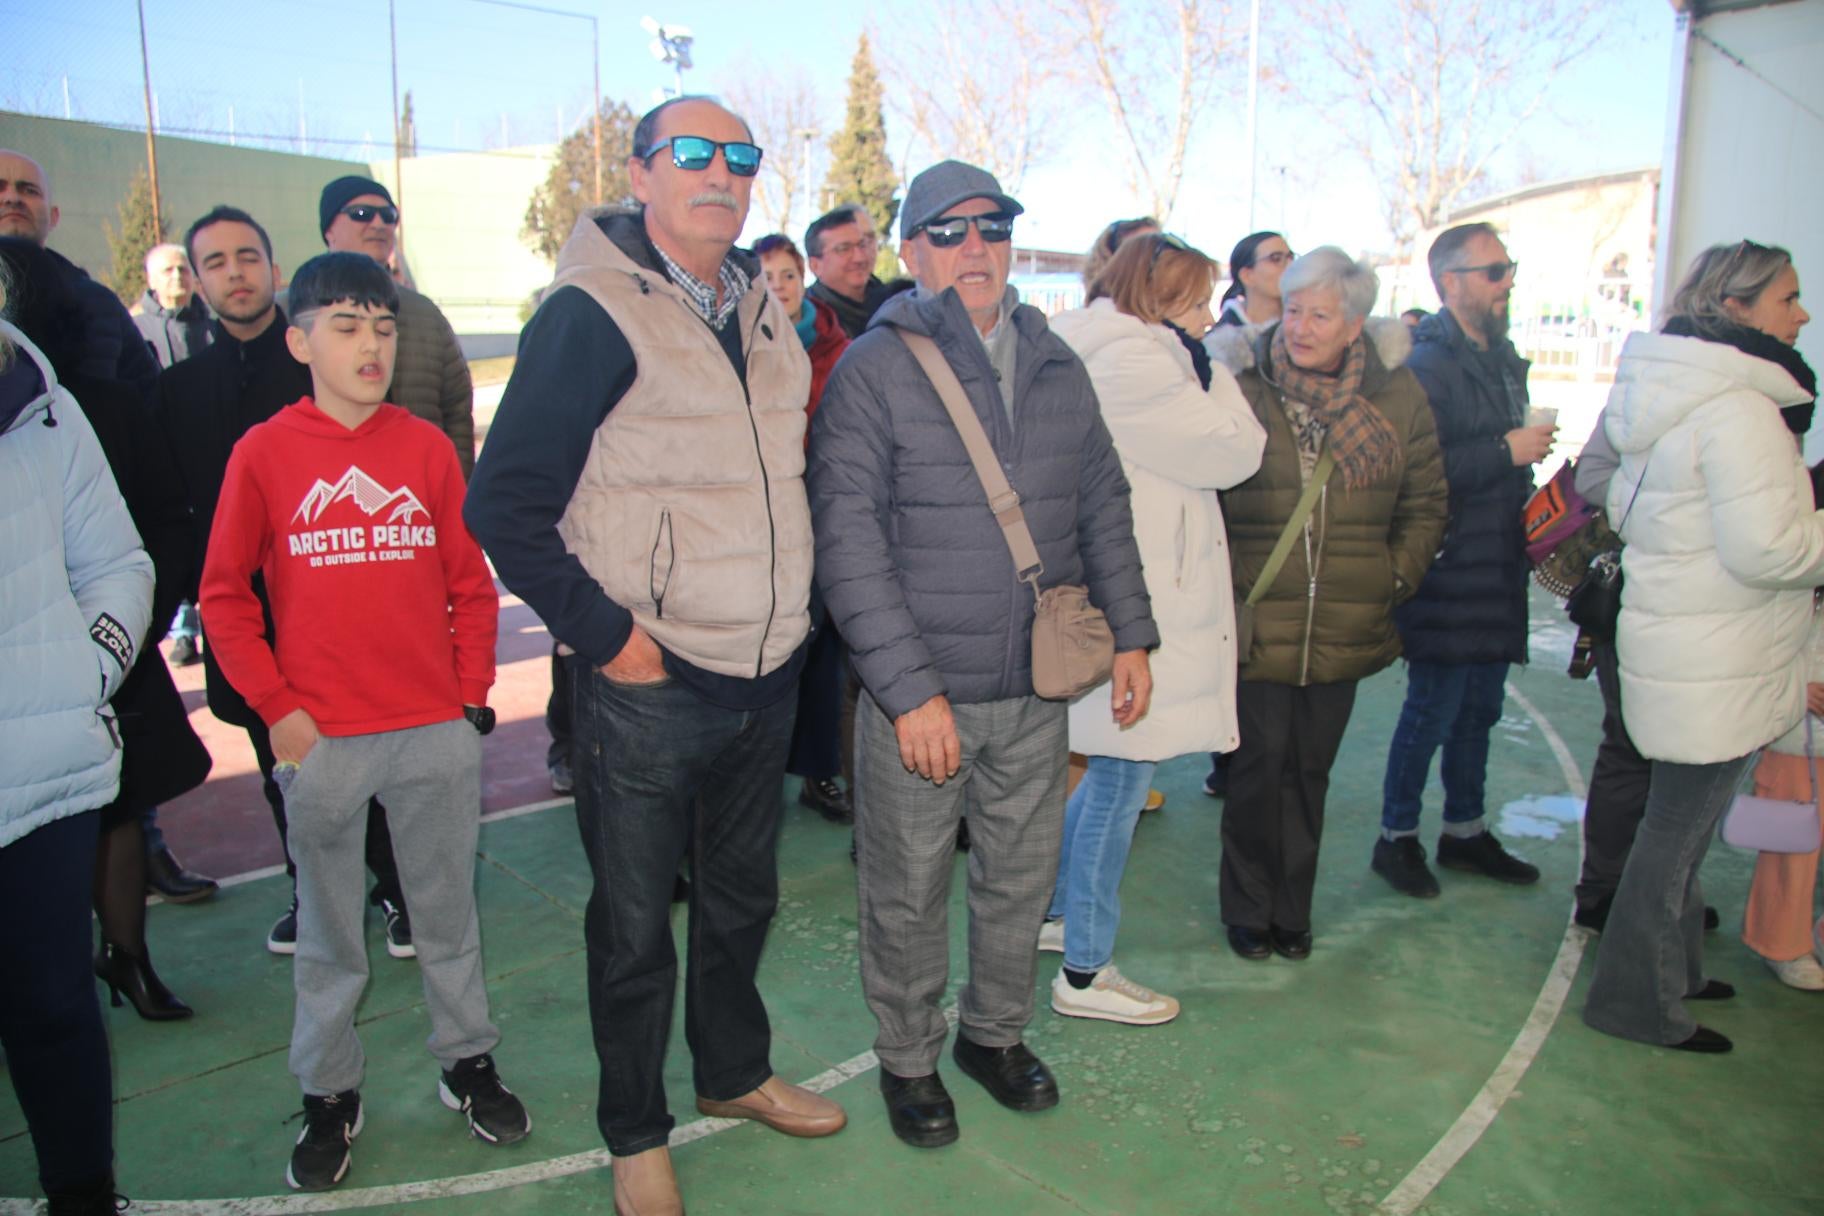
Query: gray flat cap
899 160 1024 241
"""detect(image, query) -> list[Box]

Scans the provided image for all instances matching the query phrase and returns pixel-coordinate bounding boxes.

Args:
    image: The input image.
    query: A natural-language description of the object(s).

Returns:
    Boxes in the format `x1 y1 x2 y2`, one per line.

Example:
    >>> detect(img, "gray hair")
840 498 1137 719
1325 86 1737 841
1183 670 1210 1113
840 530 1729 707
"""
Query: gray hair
1667 239 1794 338
1280 246 1379 322
1427 222 1499 297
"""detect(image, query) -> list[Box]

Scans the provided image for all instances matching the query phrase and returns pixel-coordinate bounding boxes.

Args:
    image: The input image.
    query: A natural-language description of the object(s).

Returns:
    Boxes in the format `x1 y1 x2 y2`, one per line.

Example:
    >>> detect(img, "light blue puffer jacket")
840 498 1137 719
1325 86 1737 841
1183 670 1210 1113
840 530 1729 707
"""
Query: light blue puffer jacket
0 321 154 846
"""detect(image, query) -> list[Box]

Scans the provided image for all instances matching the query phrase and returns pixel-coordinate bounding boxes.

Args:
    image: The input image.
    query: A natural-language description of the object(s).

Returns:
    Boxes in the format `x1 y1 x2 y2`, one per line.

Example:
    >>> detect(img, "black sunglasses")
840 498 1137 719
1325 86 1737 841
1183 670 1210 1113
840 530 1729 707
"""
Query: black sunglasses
916 213 1016 248
340 203 399 225
1449 260 1518 283
642 136 763 177
1147 232 1190 271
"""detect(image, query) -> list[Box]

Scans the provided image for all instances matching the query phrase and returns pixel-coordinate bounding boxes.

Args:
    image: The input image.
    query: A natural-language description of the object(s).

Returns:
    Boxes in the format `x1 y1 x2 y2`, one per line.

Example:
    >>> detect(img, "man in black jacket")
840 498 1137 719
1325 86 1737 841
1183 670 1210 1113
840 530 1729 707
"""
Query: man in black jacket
1374 222 1553 898
804 203 913 339
159 204 410 955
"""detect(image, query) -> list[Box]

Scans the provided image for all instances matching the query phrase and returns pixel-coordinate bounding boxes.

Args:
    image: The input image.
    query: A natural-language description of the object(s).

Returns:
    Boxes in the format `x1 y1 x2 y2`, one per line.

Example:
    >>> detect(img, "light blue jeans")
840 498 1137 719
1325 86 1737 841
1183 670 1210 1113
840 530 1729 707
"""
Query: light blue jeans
1046 756 1156 973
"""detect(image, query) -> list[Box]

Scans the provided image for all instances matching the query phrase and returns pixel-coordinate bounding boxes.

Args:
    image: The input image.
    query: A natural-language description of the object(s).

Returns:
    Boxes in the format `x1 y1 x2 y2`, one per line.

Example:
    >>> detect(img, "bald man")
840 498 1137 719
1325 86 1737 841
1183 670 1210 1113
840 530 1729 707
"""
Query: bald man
134 243 212 368
0 149 160 392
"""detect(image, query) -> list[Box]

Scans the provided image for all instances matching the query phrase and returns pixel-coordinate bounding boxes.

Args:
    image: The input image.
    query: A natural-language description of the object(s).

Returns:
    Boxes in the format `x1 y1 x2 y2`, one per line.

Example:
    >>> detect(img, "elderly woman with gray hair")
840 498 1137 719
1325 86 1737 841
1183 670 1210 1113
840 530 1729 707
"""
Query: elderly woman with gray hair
1217 247 1448 961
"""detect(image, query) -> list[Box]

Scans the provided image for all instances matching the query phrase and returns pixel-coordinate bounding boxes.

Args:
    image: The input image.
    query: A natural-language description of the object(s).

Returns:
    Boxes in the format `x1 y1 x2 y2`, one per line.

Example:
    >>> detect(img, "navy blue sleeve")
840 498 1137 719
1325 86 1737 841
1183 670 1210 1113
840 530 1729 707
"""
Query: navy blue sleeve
1408 352 1509 497
464 286 638 666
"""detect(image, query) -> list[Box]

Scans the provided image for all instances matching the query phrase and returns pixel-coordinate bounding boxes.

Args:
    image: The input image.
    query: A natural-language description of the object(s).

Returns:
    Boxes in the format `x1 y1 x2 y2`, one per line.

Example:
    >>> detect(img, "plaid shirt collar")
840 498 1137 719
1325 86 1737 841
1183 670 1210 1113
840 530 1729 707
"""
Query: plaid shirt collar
650 242 750 331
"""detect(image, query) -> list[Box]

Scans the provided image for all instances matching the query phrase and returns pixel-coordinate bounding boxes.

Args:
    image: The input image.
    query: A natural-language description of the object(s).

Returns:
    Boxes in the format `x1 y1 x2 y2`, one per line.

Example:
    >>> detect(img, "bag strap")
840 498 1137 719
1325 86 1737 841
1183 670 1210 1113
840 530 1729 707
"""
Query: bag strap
898 329 1045 600
1245 448 1337 607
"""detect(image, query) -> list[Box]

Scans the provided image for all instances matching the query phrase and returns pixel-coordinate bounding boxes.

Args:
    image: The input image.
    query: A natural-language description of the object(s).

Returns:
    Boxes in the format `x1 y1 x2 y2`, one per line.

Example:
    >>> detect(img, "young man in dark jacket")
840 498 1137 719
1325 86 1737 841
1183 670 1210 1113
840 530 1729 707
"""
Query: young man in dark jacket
1374 222 1555 898
808 160 1157 1150
158 205 411 955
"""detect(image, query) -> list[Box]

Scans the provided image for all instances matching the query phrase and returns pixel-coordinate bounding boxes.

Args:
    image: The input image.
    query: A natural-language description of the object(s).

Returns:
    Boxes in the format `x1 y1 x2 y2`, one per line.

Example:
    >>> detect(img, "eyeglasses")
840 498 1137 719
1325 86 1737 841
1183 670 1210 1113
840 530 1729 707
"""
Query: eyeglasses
1255 249 1295 267
822 234 878 260
1448 260 1518 283
642 136 763 177
340 204 399 225
915 213 1016 248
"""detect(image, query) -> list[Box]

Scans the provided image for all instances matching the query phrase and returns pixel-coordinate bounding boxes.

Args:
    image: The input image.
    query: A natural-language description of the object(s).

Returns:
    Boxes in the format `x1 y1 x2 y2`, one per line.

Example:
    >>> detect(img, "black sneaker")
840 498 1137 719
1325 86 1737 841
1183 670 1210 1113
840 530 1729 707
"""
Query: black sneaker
1437 831 1540 885
1372 837 1441 899
169 634 201 666
286 1089 362 1191
798 777 854 824
380 898 416 959
439 1053 531 1145
267 899 299 955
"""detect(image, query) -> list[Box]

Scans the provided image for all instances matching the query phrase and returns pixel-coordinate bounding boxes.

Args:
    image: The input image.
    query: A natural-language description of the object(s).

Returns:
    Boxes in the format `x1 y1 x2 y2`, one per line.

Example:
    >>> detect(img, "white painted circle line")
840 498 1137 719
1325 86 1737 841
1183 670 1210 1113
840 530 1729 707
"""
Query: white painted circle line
1375 681 1591 1216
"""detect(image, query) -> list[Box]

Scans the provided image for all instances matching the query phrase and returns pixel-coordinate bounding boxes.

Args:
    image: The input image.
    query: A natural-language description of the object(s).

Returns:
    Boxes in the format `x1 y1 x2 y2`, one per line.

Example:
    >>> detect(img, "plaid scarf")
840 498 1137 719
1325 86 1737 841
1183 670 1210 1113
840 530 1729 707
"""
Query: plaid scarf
1270 325 1403 492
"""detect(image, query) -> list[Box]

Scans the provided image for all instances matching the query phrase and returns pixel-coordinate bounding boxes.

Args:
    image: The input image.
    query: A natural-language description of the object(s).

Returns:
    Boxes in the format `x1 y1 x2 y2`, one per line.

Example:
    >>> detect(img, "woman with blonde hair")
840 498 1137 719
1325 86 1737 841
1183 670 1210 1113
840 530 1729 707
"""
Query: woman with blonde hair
1044 234 1266 1023
1585 239 1819 1051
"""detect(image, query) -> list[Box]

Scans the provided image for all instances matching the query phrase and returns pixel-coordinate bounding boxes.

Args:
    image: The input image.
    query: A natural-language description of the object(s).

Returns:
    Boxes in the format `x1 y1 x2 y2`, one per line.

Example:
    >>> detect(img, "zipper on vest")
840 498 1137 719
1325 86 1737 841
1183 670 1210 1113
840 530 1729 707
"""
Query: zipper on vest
741 304 780 677
650 508 674 619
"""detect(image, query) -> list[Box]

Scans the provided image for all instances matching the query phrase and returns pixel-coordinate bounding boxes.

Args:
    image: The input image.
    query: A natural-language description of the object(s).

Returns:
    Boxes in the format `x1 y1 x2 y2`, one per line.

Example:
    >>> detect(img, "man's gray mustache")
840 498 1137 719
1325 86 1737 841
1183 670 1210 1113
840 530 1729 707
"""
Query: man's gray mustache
689 190 738 210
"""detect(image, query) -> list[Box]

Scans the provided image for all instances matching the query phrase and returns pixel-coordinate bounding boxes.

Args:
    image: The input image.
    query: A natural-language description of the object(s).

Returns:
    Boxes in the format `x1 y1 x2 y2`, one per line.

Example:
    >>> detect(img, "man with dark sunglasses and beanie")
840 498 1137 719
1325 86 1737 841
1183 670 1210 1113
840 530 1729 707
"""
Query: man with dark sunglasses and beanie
1373 221 1551 897
317 175 475 477
808 159 1157 1150
464 95 844 1215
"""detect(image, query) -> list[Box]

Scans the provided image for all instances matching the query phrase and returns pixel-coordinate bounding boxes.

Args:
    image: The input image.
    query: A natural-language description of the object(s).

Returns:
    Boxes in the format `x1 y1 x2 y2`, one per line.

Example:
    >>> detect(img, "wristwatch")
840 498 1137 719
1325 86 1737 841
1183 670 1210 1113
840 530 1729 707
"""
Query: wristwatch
463 705 496 736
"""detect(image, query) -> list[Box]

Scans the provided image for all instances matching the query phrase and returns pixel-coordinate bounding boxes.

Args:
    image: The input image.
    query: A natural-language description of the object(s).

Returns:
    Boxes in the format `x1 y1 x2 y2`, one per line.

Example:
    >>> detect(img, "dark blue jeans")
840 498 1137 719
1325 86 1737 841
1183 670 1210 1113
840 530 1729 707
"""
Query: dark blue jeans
0 809 112 1194
570 662 796 1156
1380 659 1510 837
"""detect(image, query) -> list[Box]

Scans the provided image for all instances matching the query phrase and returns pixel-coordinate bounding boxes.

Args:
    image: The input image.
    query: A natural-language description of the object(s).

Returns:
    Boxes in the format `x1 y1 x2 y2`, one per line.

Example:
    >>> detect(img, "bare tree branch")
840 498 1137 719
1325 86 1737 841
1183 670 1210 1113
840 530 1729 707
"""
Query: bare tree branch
722 69 829 236
1289 0 1609 251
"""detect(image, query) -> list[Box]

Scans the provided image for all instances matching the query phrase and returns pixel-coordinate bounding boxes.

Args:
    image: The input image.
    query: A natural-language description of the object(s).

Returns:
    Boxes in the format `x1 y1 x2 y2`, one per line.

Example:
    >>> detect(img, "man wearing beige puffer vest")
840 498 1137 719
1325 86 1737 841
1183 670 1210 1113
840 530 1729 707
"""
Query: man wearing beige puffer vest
465 96 845 1216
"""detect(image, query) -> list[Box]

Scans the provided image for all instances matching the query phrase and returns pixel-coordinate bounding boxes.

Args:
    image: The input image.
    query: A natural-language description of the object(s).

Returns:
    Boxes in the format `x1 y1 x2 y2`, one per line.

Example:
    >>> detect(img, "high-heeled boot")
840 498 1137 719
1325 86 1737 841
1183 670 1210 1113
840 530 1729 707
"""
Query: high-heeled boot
94 941 193 1021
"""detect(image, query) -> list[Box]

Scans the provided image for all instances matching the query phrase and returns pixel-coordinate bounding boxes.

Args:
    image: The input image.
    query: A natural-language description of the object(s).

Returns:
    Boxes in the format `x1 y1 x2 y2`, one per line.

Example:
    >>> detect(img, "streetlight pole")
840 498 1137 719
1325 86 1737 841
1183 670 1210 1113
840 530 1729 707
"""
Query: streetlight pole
1244 0 1260 231
389 0 403 214
135 0 162 235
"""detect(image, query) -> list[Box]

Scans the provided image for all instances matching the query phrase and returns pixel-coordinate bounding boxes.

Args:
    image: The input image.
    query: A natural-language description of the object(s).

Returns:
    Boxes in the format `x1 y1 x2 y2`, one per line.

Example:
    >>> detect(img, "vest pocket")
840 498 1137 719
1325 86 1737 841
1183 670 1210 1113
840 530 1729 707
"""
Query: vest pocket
650 509 675 619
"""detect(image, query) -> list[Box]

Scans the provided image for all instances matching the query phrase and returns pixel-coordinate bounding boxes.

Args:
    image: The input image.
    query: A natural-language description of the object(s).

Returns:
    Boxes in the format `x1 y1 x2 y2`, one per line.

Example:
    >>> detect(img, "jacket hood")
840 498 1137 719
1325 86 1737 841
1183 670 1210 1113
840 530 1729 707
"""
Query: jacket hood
0 321 56 436
1604 330 1813 454
1239 316 1412 390
271 396 411 442
1050 297 1186 367
555 208 762 286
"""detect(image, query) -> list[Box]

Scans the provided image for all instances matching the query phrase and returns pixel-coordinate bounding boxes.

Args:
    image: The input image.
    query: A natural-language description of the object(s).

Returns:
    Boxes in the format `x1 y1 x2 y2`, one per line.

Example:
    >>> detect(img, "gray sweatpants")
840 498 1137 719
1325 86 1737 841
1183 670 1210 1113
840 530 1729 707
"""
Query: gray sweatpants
277 718 499 1095
854 692 1068 1076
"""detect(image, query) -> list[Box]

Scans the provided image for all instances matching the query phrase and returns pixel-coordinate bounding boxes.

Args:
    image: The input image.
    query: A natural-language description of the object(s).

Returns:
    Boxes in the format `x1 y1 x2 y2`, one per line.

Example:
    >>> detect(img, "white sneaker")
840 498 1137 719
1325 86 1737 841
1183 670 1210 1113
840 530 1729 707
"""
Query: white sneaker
1038 919 1064 953
1764 953 1824 991
1050 965 1181 1026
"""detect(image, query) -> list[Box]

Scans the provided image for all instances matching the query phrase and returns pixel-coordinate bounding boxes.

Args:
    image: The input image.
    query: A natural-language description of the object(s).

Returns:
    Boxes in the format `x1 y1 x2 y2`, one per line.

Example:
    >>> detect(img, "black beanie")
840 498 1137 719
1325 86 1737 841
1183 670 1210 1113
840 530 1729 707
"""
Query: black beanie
319 176 395 240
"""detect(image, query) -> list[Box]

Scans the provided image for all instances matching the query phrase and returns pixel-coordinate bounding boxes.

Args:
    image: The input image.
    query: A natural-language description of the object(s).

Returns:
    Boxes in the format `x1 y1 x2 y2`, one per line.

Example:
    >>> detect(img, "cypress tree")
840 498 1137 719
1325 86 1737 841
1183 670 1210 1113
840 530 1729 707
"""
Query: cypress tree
821 33 900 263
103 166 166 306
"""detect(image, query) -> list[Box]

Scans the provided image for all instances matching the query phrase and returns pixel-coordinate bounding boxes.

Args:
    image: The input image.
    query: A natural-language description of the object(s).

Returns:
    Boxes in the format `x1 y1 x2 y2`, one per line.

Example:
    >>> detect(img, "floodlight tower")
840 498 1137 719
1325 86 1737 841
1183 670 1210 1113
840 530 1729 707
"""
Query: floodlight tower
641 16 694 98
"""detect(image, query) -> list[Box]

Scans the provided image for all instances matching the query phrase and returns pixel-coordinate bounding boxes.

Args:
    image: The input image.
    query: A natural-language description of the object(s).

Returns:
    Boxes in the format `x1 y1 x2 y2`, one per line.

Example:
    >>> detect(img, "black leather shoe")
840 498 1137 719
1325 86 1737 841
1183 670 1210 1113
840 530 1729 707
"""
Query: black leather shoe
1669 1025 1732 1053
94 943 192 1021
798 778 854 824
146 845 218 903
1436 830 1540 885
1372 837 1441 898
1687 979 1736 1001
1269 926 1312 961
1226 925 1272 961
1703 905 1720 932
951 1035 1058 1112
1573 900 1610 932
880 1069 958 1148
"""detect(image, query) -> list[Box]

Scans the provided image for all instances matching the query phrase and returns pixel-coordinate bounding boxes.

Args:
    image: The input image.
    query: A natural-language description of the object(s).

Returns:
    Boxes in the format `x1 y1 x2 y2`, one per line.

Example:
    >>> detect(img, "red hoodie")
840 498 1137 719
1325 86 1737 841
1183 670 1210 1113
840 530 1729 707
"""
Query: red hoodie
200 398 497 735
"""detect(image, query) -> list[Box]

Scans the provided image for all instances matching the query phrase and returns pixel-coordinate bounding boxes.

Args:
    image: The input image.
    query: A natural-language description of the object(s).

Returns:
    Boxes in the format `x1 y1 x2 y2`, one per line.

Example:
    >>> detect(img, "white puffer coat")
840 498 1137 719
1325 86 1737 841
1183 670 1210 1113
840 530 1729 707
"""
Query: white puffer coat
1051 299 1267 760
0 322 154 845
1605 330 1824 764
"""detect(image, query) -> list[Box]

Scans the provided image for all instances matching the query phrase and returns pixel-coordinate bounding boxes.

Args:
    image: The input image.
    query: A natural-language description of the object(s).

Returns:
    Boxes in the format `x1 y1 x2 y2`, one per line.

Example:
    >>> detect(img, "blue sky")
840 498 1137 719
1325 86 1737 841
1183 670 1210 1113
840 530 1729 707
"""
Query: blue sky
4 0 1675 256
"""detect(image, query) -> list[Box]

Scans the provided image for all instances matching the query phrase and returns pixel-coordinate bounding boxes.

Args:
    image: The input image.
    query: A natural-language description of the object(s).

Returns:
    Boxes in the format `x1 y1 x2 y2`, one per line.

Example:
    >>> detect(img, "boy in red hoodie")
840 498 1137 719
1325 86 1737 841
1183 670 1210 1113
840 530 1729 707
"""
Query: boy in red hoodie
200 252 528 1191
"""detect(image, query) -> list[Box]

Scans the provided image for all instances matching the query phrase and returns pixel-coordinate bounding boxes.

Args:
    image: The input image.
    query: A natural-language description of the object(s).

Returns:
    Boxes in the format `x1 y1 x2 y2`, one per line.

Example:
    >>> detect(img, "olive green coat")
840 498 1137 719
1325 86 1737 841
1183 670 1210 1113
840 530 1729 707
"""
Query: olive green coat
1224 320 1448 686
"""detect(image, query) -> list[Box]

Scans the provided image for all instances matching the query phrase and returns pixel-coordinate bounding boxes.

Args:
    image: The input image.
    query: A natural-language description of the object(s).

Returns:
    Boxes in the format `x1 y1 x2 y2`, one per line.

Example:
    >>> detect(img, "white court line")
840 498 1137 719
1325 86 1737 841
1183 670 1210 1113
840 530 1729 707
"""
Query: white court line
1376 682 1591 1216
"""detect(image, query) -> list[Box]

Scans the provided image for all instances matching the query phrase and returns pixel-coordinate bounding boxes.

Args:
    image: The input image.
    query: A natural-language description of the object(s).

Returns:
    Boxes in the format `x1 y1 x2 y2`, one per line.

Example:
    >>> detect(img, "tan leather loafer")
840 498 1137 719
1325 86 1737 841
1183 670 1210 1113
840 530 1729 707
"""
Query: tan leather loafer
612 1146 683 1216
695 1075 847 1137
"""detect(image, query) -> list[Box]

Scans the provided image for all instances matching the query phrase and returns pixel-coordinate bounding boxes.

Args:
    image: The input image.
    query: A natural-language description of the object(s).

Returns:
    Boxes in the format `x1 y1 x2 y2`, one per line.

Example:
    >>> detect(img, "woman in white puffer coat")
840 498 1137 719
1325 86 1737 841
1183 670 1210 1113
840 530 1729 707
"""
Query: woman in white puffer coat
1584 239 1818 1054
1043 234 1266 1025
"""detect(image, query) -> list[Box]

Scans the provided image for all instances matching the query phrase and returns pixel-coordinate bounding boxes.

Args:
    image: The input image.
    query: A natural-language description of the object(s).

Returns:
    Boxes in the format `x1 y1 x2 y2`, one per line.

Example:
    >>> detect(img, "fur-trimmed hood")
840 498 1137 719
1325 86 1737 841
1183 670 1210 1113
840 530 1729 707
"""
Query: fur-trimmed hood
1206 316 1412 381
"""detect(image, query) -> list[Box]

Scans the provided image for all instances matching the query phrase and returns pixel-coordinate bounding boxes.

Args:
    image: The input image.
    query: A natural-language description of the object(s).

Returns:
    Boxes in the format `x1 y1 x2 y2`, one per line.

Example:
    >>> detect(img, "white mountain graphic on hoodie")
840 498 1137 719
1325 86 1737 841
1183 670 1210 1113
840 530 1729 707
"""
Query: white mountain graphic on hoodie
293 465 429 527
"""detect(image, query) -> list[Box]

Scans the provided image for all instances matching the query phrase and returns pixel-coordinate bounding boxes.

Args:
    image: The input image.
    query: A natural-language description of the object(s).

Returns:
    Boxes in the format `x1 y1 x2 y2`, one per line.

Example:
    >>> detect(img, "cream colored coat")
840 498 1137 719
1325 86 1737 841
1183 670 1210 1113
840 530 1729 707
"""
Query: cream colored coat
1051 299 1267 760
1606 330 1824 764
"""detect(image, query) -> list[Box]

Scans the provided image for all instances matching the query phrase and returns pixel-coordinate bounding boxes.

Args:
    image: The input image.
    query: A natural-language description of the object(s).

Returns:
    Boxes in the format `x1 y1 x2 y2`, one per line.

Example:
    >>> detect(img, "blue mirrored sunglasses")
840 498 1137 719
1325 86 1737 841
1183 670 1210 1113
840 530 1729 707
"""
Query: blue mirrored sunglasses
642 136 763 177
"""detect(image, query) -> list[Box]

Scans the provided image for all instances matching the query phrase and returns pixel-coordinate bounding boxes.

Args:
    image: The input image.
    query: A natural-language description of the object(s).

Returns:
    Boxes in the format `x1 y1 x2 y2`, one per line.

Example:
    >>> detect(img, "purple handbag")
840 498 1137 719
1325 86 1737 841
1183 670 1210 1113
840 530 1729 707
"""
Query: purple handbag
1722 718 1824 854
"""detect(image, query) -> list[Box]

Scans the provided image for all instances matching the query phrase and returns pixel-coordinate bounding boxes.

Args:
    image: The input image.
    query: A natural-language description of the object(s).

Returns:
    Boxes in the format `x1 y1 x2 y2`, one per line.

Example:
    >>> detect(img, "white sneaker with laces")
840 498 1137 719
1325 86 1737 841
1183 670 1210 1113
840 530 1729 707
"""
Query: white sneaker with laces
1038 919 1064 954
1050 964 1180 1026
1764 953 1824 991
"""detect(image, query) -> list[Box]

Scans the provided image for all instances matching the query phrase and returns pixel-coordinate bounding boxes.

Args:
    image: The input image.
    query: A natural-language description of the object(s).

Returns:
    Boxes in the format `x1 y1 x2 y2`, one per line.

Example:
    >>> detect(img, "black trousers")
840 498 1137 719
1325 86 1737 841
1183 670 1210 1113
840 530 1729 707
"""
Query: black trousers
1575 639 1653 917
546 645 573 770
786 622 846 781
247 718 405 909
1220 679 1359 932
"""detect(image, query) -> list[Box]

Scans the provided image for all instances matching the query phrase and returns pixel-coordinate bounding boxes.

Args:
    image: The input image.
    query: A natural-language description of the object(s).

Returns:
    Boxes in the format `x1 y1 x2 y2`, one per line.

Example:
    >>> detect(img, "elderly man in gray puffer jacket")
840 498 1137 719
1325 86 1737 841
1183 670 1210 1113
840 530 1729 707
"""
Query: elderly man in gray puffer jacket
808 161 1157 1150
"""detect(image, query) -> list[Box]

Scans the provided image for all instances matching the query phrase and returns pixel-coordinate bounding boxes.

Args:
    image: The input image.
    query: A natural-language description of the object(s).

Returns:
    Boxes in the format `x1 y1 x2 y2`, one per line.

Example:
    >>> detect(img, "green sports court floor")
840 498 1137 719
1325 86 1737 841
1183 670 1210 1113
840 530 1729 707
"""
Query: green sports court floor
3 603 1820 1214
